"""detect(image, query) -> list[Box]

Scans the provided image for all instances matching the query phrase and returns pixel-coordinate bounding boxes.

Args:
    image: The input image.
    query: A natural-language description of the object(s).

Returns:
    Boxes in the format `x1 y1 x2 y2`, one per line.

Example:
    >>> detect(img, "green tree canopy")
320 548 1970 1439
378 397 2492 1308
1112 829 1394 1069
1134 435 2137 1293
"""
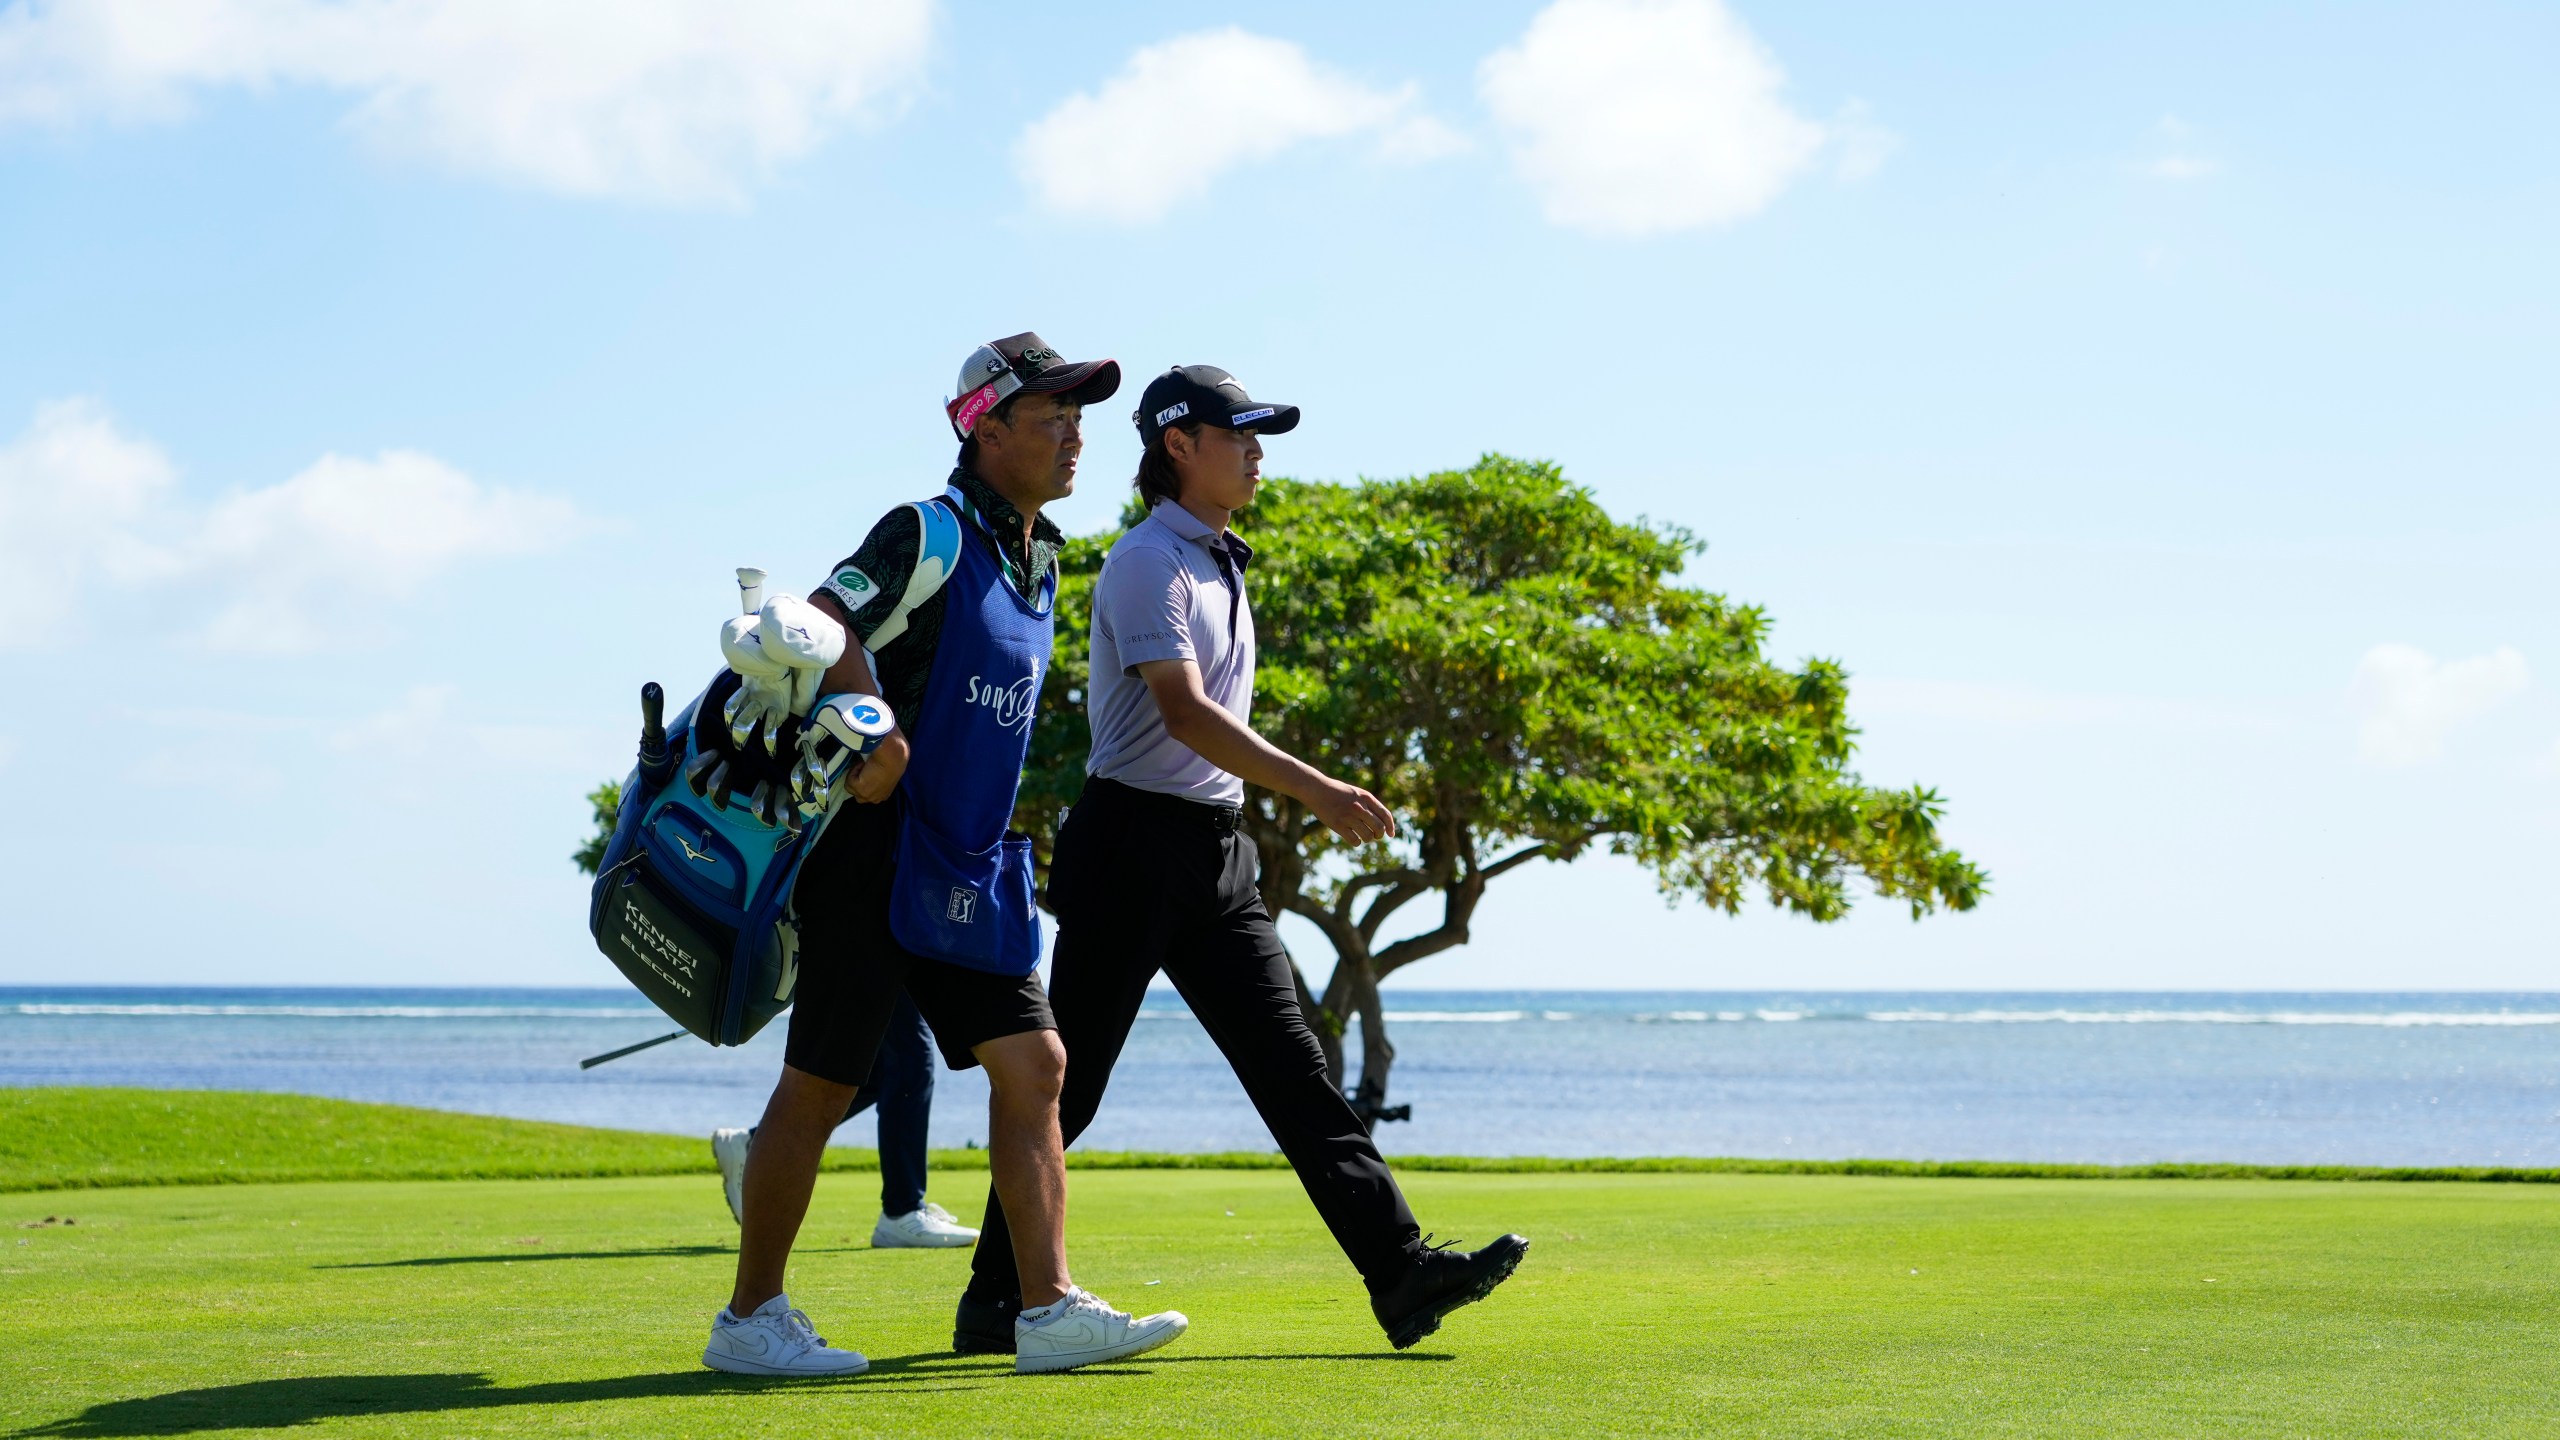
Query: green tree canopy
1016 455 1984 1122
573 780 620 877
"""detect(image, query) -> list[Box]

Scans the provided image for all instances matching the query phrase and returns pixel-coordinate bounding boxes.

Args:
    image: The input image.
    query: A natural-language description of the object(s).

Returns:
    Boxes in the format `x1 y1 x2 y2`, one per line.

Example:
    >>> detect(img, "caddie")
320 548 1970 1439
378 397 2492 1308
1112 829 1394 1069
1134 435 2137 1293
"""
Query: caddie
704 333 1187 1377
952 365 1529 1355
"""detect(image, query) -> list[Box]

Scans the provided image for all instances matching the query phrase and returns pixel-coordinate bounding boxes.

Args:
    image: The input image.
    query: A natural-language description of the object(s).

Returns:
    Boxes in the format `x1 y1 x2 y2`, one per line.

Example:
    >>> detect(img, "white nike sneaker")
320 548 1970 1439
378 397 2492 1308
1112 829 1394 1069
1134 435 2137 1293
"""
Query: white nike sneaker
711 1128 753 1224
872 1200 979 1249
702 1293 869 1377
1013 1286 1188 1374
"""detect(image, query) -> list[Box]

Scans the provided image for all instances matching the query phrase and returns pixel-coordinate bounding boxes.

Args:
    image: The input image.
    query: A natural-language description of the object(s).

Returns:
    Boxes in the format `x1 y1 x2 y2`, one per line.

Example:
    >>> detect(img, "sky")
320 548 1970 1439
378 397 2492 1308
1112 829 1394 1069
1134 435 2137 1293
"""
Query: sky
0 0 2552 993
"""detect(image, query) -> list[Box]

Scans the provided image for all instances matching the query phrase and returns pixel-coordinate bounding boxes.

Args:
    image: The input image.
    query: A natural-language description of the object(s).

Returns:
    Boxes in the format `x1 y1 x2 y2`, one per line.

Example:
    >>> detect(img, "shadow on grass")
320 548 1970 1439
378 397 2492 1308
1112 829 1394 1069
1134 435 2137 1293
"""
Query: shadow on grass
17 1353 1456 1433
317 1245 867 1270
13 1368 987 1436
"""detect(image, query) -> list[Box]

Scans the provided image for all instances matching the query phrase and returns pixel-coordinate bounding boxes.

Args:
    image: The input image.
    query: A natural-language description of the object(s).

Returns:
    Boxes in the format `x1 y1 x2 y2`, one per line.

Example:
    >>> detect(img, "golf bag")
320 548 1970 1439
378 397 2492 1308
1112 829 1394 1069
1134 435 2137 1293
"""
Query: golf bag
587 671 816 1046
585 503 962 1048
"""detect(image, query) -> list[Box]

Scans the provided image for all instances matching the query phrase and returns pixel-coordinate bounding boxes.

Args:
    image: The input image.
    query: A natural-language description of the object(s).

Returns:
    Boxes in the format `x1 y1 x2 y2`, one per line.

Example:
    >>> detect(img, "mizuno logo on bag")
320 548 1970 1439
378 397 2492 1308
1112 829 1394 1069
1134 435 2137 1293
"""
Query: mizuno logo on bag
677 835 717 865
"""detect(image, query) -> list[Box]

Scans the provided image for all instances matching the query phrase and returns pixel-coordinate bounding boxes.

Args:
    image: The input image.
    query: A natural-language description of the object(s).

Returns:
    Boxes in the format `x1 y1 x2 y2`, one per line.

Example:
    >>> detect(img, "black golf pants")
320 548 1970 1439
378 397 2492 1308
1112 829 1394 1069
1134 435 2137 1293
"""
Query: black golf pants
967 777 1423 1301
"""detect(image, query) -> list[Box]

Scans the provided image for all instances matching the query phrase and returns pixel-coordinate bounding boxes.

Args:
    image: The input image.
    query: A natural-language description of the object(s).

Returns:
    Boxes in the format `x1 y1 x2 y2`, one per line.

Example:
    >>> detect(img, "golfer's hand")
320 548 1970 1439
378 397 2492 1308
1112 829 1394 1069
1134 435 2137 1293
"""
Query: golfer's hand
848 730 910 805
1312 779 1396 845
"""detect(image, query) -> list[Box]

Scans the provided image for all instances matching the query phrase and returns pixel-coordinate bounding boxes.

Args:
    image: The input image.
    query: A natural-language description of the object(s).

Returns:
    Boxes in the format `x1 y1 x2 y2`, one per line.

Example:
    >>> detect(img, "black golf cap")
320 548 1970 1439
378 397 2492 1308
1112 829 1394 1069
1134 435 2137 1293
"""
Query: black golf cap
947 332 1120 439
1133 365 1301 448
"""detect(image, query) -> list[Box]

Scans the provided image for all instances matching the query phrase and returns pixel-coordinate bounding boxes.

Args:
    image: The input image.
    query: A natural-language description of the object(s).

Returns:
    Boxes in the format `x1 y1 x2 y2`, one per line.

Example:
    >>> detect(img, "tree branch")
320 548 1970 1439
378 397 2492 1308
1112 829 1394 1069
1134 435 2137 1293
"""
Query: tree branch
1373 872 1490 979
1357 880 1430 945
1333 868 1423 926
1478 840 1555 882
1284 892 1363 960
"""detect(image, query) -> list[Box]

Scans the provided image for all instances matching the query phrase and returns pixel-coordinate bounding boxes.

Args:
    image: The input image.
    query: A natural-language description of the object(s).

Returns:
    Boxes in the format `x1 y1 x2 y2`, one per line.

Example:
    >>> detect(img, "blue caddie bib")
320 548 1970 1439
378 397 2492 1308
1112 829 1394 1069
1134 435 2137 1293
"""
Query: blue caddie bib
884 489 1053 975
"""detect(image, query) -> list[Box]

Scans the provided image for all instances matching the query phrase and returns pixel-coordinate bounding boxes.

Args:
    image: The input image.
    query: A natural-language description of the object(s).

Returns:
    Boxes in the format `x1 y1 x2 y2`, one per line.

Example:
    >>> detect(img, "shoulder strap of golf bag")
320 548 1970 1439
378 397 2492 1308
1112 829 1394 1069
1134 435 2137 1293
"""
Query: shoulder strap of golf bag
863 498 963 651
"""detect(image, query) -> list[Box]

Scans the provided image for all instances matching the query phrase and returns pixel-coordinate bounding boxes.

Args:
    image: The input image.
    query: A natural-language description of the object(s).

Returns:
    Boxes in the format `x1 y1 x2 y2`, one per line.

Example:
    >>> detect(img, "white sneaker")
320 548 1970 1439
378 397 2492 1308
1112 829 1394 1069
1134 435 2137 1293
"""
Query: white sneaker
711 1128 753 1225
872 1200 979 1249
702 1293 869 1377
1013 1286 1188 1374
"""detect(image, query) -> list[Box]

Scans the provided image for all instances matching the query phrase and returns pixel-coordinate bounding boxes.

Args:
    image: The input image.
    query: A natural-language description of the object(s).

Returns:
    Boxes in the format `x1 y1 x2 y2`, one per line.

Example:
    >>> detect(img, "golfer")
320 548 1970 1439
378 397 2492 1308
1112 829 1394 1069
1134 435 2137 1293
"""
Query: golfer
954 366 1528 1354
704 333 1187 1377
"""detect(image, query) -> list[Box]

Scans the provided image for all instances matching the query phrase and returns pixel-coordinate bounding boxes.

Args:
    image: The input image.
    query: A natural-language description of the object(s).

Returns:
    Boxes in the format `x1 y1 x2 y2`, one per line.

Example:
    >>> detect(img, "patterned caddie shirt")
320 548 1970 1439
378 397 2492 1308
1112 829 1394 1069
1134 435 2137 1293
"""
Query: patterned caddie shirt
813 466 1062 728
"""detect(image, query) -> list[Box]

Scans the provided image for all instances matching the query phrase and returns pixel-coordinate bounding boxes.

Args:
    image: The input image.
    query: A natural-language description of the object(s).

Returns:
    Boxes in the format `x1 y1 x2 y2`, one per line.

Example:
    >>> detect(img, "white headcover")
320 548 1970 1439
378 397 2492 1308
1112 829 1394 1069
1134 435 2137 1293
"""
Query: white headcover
719 615 789 680
719 593 847 753
757 595 846 671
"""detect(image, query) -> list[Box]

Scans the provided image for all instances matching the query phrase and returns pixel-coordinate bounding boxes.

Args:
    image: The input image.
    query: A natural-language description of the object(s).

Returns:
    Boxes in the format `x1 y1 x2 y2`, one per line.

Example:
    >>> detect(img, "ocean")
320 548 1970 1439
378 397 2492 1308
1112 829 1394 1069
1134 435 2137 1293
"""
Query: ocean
6 988 2556 1167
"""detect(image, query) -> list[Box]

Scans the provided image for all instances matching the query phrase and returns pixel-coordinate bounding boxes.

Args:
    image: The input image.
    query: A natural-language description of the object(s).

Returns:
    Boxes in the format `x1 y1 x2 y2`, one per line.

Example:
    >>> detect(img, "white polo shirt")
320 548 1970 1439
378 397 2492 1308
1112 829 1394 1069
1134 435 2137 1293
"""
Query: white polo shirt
1084 501 1256 806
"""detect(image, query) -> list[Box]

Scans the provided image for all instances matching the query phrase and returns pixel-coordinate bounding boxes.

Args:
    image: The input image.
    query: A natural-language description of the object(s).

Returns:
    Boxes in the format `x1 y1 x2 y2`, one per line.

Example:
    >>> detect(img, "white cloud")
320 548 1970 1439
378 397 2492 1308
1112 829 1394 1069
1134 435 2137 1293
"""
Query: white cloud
1478 0 1860 238
0 397 182 641
1827 98 1899 182
0 0 933 204
188 447 581 651
2140 114 2218 182
1016 27 1461 224
0 399 583 652
2350 644 2528 767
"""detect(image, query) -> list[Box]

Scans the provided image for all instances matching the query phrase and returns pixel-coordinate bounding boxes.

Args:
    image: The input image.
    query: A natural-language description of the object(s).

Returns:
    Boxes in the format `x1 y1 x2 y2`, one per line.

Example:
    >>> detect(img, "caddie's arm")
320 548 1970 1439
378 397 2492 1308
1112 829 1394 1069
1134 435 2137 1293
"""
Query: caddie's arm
808 590 910 805
1136 658 1396 845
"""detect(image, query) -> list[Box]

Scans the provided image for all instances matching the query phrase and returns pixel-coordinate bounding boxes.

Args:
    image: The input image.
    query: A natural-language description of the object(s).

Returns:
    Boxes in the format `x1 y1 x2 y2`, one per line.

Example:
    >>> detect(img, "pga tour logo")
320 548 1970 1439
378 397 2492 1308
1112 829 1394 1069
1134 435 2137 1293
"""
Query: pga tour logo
947 887 978 924
966 671 1038 733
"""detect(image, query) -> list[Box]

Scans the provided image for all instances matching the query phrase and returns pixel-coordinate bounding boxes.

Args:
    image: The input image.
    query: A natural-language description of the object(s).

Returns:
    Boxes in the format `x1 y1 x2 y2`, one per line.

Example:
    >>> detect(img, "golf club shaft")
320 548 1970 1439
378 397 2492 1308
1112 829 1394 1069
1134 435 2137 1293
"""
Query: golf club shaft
578 1028 688 1069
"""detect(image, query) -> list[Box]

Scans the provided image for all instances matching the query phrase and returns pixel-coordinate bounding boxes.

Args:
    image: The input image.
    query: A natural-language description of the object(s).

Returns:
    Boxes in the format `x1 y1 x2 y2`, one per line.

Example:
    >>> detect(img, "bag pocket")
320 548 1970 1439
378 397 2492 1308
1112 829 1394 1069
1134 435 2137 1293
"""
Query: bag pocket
887 815 1042 976
593 853 731 1042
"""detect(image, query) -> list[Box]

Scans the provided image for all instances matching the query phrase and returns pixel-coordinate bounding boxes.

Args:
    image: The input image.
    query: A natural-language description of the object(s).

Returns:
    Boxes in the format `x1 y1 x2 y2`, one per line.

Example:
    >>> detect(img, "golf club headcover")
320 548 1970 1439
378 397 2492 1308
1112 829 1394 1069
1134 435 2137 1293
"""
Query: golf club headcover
793 692 896 819
757 595 846 672
719 615 789 680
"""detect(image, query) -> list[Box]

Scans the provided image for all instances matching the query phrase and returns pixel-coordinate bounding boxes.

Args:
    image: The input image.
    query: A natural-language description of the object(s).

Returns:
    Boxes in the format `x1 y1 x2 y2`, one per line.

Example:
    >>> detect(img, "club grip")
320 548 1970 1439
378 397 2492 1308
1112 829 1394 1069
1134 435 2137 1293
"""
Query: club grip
637 681 672 784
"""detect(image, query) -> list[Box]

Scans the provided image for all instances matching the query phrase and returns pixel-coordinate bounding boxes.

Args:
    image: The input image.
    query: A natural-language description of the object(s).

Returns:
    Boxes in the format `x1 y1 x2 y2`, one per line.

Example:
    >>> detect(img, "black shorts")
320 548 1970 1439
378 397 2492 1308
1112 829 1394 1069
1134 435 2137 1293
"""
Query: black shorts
783 800 1054 1084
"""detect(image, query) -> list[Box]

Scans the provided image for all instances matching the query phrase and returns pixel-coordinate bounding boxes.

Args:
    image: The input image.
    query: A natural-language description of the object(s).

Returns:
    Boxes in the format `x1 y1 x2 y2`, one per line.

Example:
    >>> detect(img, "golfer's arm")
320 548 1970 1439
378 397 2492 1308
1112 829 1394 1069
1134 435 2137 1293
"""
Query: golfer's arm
1137 658 1329 803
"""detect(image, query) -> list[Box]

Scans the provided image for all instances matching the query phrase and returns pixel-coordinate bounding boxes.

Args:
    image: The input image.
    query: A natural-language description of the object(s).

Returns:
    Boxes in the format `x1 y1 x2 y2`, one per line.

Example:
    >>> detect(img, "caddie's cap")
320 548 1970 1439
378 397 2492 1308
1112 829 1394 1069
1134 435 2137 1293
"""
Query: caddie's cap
946 332 1120 439
1133 365 1301 449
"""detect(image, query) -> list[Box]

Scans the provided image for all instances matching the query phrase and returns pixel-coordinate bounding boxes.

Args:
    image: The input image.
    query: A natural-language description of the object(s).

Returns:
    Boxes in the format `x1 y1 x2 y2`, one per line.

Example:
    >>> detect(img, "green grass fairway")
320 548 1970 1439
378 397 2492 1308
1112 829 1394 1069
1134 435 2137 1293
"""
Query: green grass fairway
6 1169 2557 1438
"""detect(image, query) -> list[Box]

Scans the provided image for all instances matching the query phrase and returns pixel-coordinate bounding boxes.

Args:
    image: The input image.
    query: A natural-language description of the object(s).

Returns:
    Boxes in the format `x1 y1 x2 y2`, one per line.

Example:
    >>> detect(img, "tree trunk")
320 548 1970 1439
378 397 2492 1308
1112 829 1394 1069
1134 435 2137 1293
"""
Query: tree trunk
1321 949 1406 1131
1348 958 1400 1126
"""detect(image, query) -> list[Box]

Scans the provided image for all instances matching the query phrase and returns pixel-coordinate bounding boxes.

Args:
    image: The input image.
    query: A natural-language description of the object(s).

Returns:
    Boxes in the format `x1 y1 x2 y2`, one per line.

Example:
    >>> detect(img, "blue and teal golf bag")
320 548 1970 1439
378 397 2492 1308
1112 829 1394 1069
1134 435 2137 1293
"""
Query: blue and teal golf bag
587 505 958 1052
587 672 814 1047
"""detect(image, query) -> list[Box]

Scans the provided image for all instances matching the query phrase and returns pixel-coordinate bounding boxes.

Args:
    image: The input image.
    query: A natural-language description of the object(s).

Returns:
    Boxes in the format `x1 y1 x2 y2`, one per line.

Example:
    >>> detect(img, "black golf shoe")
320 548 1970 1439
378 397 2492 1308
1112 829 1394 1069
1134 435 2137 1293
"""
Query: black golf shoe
953 1292 1020 1354
1370 1233 1529 1350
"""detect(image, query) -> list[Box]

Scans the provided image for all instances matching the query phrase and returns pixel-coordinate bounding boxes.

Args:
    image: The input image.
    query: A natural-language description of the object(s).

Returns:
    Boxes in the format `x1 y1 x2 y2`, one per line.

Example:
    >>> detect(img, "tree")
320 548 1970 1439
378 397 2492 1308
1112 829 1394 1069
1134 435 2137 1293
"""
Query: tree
1016 456 1984 1126
573 780 621 876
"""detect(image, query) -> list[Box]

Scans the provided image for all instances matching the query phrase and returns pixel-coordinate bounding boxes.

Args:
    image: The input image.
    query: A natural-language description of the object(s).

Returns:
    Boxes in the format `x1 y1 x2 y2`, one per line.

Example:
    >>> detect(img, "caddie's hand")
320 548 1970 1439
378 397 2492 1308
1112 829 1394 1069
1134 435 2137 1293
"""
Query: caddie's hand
848 730 910 805
1312 779 1396 845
